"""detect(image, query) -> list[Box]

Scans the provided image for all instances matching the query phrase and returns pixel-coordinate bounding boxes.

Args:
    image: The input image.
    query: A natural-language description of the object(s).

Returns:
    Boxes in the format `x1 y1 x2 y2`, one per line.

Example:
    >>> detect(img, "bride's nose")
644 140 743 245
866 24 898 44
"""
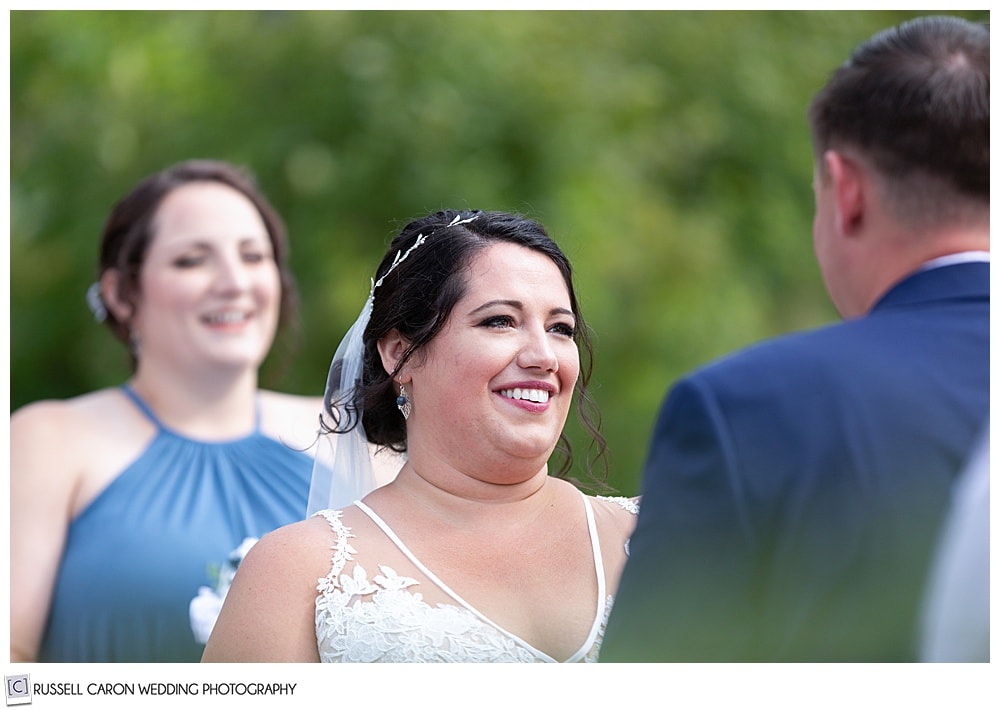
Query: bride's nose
516 325 559 373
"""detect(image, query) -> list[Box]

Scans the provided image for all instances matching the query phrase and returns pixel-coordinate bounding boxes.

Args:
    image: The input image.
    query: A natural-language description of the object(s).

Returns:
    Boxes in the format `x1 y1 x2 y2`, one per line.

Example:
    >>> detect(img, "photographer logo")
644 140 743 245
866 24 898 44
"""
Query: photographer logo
4 675 31 706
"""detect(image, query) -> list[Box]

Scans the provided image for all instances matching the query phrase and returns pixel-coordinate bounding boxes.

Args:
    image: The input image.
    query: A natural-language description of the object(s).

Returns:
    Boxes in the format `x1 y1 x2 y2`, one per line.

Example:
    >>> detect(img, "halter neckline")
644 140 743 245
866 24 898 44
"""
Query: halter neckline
121 384 263 443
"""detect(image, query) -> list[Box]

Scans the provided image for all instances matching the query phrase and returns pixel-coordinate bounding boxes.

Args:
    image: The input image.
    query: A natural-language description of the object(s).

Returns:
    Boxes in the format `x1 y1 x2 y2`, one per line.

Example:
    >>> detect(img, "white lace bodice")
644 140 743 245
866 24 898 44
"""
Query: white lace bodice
313 493 637 663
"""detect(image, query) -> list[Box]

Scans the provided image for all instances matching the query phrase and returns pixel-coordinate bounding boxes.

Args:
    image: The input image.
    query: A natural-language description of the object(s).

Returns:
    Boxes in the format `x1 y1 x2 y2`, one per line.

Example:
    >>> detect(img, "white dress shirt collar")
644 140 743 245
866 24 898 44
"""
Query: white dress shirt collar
918 251 990 273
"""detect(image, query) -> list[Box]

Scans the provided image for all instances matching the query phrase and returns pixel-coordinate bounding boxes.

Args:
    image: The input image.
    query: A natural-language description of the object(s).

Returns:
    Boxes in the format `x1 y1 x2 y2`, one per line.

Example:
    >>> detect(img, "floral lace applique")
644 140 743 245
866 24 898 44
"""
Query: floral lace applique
598 495 640 515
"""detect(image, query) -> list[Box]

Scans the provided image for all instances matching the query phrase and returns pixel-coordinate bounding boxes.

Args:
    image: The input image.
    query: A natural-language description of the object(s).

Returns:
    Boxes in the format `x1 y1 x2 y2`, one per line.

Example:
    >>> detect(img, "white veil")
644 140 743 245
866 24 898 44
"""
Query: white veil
306 290 377 516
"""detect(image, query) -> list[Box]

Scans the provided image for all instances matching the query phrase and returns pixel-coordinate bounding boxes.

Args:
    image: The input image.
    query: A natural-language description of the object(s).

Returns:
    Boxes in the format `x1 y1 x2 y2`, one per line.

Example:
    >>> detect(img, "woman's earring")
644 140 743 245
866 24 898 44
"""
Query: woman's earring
396 383 411 420
129 330 142 359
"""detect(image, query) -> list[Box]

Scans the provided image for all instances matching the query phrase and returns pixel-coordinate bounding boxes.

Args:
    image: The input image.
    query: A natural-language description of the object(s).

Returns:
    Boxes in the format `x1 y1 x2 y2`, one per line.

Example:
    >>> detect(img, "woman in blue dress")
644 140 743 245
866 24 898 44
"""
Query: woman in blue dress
9 160 400 662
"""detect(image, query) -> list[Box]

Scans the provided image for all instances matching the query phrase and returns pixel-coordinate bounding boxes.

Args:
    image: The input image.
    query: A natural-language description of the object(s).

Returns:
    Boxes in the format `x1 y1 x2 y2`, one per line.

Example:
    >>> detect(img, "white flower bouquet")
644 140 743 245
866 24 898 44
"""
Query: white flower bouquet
189 537 258 645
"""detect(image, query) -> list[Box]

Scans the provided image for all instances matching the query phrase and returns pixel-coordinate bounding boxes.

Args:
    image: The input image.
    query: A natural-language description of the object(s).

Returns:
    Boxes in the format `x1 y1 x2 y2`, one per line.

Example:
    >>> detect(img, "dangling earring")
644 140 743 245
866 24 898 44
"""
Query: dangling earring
396 383 411 420
129 330 142 360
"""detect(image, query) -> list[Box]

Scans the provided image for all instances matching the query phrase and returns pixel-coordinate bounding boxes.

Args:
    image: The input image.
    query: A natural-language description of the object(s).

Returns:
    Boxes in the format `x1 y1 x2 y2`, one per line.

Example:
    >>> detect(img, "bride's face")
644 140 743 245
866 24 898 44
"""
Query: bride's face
406 241 580 482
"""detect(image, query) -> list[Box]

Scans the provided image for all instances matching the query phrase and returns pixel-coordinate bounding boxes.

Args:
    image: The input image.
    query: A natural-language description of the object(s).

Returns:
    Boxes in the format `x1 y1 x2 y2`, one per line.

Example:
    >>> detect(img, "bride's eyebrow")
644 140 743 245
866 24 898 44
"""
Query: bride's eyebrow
468 299 523 315
468 300 575 319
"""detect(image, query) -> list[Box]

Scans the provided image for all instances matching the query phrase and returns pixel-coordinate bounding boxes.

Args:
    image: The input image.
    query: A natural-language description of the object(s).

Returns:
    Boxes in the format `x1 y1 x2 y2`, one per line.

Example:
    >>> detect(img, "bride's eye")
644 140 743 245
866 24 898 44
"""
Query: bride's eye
479 315 515 329
549 322 577 338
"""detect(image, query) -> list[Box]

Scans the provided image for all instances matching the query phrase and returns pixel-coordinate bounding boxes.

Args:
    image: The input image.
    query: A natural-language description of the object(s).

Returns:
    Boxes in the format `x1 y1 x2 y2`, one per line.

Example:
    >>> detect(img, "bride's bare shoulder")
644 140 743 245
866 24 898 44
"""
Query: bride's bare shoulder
203 514 332 662
243 515 336 580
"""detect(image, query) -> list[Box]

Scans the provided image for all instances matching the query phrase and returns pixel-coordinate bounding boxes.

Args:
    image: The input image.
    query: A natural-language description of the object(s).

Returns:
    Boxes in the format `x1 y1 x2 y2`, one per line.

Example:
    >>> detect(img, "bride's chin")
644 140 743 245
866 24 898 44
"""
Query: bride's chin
486 456 553 484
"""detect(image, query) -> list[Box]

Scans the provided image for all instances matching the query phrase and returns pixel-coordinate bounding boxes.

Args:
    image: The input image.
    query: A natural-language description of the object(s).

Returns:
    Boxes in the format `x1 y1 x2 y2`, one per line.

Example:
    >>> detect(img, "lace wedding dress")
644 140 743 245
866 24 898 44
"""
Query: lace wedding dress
313 493 638 663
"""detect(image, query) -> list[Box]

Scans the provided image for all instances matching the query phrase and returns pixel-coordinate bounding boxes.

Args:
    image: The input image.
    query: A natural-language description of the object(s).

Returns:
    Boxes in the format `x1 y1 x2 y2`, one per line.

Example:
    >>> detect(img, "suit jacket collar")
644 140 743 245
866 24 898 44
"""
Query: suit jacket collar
872 261 990 313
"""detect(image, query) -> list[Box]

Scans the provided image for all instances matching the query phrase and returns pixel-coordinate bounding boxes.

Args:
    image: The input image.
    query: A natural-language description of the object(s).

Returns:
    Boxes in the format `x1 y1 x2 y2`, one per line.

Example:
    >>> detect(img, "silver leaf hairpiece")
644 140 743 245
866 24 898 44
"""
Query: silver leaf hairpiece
372 233 426 292
370 212 480 298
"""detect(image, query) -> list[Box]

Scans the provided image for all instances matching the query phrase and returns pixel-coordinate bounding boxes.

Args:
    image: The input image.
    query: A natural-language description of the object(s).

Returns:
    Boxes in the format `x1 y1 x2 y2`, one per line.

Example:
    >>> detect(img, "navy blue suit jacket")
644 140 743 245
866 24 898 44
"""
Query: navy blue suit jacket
601 262 989 662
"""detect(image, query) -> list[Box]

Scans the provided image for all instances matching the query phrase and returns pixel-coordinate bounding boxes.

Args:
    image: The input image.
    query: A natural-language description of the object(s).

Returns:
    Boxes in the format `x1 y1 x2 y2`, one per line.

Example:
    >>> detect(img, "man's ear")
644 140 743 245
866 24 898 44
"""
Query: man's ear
100 269 134 323
376 328 412 382
824 150 865 236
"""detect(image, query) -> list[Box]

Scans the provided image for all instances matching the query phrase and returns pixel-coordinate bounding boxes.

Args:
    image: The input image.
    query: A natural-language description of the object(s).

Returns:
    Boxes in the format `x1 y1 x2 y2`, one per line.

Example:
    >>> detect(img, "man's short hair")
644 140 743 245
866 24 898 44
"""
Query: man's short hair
808 15 988 228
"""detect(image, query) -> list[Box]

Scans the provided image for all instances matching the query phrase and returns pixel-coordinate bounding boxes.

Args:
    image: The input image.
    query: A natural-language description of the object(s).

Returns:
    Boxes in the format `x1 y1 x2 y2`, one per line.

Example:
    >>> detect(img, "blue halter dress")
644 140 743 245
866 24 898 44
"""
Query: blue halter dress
37 385 314 662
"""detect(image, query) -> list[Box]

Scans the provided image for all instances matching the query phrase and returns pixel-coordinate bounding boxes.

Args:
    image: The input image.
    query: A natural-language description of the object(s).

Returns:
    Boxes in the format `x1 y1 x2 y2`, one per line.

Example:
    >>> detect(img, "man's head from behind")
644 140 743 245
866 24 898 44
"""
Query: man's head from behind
808 16 989 317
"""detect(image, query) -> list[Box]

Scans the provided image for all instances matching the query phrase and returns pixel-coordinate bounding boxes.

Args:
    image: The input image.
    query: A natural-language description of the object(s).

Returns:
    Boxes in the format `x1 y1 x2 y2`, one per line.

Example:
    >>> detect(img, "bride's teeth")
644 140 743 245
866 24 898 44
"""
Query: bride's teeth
501 388 550 403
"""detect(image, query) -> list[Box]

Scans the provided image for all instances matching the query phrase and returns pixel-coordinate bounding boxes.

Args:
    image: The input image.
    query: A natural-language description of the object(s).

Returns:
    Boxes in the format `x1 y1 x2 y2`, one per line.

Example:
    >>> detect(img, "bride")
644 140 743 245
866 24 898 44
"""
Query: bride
202 210 638 662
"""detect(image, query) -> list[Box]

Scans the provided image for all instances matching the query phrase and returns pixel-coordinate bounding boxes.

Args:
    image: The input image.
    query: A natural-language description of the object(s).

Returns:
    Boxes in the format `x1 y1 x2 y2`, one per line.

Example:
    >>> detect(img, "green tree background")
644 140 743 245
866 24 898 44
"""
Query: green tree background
10 10 988 497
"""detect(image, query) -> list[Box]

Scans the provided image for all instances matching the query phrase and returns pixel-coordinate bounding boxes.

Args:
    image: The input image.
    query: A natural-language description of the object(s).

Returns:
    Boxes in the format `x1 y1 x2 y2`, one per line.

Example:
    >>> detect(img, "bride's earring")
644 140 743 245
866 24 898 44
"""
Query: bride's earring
396 383 411 420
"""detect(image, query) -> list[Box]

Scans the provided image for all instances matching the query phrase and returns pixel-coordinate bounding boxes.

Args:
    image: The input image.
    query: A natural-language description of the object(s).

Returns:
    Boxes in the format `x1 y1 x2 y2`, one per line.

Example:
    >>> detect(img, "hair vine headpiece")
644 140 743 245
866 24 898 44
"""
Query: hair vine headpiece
306 210 480 516
371 212 480 299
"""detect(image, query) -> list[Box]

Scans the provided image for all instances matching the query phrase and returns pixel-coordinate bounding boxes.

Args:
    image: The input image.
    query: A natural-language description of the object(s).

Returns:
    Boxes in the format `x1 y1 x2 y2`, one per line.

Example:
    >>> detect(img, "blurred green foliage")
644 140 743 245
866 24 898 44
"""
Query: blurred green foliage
10 10 988 496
